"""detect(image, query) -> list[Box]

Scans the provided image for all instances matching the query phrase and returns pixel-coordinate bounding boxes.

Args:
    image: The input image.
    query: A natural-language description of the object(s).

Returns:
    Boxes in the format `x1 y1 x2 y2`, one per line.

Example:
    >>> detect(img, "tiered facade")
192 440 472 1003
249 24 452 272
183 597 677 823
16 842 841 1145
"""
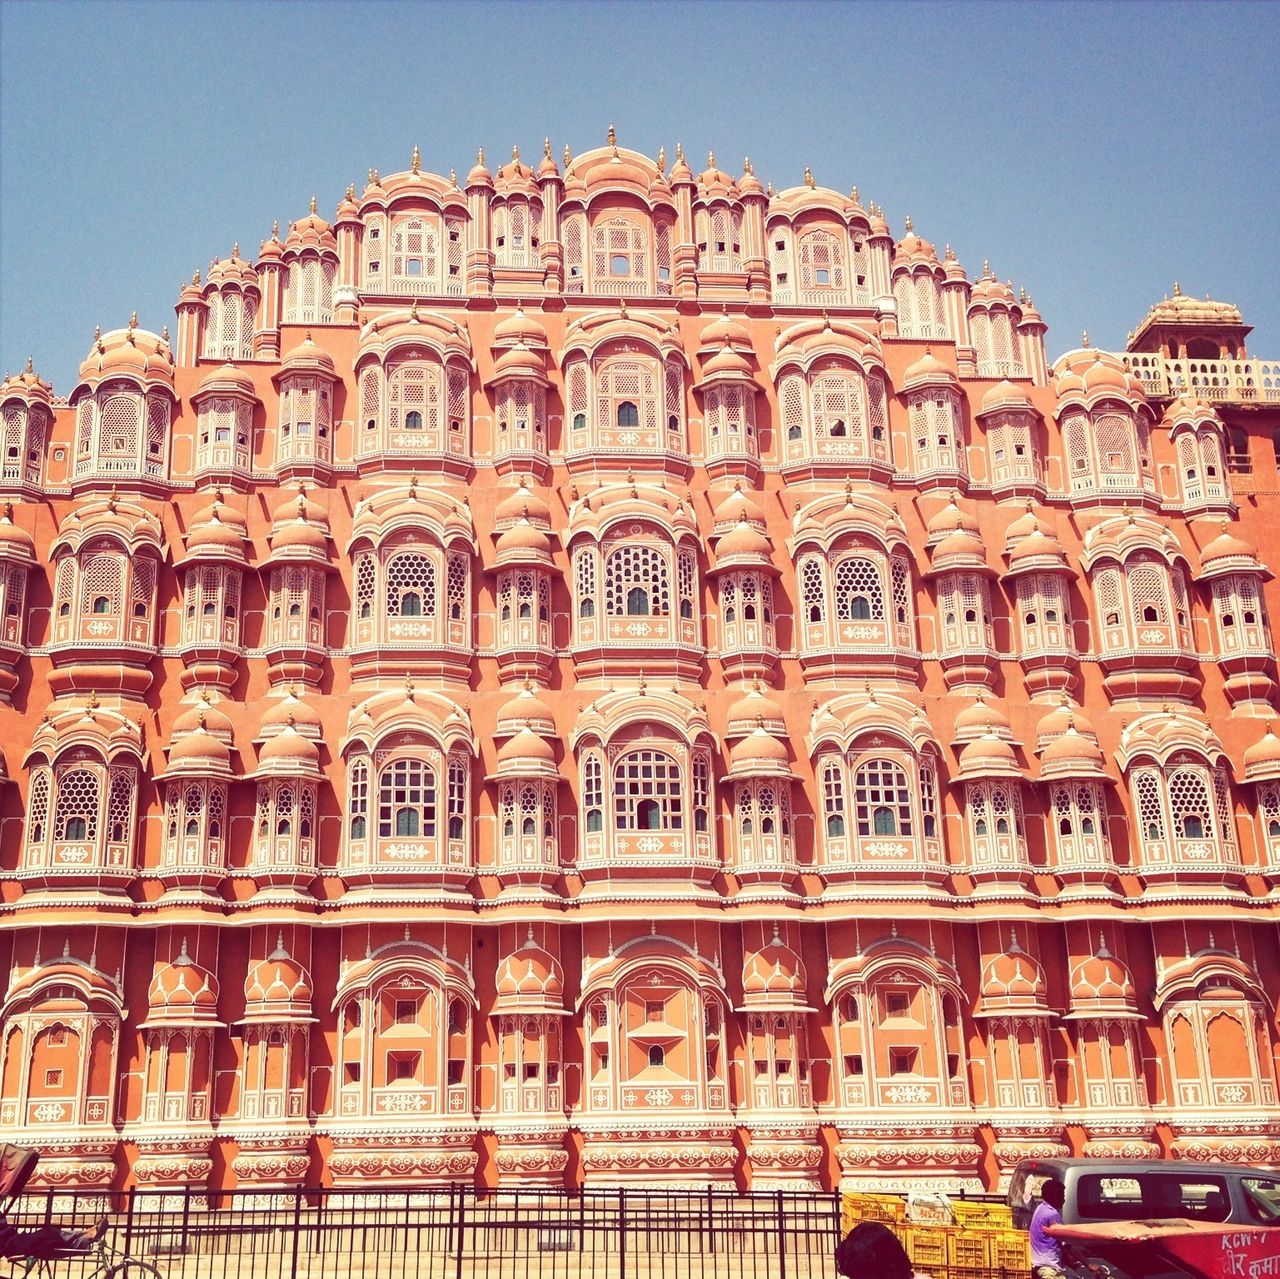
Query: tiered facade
1 134 1279 1194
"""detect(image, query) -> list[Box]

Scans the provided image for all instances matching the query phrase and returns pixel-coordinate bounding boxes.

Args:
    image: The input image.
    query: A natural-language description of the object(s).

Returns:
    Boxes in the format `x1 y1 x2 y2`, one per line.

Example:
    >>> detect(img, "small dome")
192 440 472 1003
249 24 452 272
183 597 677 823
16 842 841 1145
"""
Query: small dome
495 682 557 737
953 695 1011 743
699 344 753 382
280 334 336 377
244 940 313 1019
1005 502 1050 545
494 480 551 528
933 528 987 566
0 503 36 560
494 517 552 561
166 723 232 772
496 726 555 765
728 726 790 777
206 252 259 290
958 731 1021 779
146 946 220 1023
0 358 53 407
183 502 248 559
489 343 547 382
257 722 320 772
700 308 752 352
1035 698 1097 751
1053 348 1146 406
493 305 549 349
172 696 235 743
76 320 175 392
742 933 809 1009
1243 728 1280 782
269 487 331 558
902 349 957 391
1040 722 1107 779
893 230 939 269
979 380 1035 416
712 484 767 531
978 940 1047 1014
495 936 565 1012
726 682 786 737
925 492 979 541
1069 944 1138 1015
1200 523 1258 567
1007 525 1068 569
969 265 1017 306
258 688 323 741
714 519 774 566
284 201 337 255
195 362 255 399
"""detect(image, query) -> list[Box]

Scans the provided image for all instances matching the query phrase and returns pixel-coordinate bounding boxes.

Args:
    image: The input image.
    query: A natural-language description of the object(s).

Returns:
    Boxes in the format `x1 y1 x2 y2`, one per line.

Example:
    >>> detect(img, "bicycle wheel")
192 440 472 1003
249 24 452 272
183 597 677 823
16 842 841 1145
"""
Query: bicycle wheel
102 1261 162 1279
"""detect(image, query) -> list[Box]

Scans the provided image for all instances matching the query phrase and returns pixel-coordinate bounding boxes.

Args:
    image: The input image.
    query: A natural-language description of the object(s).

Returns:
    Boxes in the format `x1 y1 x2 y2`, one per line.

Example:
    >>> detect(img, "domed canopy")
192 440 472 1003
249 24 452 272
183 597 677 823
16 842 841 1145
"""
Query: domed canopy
710 518 776 573
487 343 549 386
699 308 752 353
493 725 557 779
969 265 1017 307
1052 347 1147 409
1132 285 1247 349
740 931 811 1011
711 483 768 533
727 724 791 779
257 687 323 742
495 934 566 1014
495 681 557 738
1197 521 1265 581
957 730 1022 780
1163 394 1223 435
267 486 332 563
1066 941 1140 1019
494 479 552 528
283 200 337 255
278 334 337 379
493 516 554 567
1040 720 1108 780
978 379 1036 418
726 680 786 738
255 721 322 778
953 694 1012 745
75 319 176 395
179 498 249 564
493 305 549 350
1243 727 1280 783
976 937 1049 1017
892 229 940 271
902 349 958 391
696 343 754 387
0 358 53 409
1035 697 1097 753
143 944 222 1026
0 502 36 565
925 492 979 543
205 251 259 291
172 693 235 744
161 720 233 779
243 938 315 1023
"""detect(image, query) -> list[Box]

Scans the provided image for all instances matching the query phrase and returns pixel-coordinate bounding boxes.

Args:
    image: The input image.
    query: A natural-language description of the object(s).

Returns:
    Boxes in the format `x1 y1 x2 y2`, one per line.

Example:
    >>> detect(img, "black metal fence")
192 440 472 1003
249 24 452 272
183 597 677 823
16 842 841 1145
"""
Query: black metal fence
6 1186 844 1278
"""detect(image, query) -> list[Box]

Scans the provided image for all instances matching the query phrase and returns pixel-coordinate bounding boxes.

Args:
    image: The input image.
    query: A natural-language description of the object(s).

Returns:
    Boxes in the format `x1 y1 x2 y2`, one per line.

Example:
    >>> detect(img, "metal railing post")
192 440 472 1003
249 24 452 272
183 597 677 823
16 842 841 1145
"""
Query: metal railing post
453 1184 466 1279
618 1186 627 1279
122 1185 136 1260
776 1188 787 1279
289 1187 302 1279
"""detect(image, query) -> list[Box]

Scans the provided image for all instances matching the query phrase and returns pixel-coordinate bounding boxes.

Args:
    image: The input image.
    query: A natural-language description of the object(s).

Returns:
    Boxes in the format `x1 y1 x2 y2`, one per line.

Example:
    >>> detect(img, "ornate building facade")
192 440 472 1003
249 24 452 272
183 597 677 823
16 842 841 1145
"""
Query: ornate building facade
1 134 1278 1193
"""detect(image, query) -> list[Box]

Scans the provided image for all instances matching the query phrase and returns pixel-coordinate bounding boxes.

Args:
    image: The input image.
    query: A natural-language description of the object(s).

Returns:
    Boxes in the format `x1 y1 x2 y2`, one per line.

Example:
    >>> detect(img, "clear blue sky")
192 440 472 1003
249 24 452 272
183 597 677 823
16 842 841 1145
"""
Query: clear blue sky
2 0 1277 392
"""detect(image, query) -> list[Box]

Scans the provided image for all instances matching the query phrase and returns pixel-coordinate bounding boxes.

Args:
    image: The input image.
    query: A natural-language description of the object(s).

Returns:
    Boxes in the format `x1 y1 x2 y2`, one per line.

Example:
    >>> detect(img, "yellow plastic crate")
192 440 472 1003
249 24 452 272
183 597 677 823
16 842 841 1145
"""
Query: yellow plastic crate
901 1223 949 1271
951 1199 1013 1228
841 1190 906 1232
989 1228 1030 1270
947 1229 992 1269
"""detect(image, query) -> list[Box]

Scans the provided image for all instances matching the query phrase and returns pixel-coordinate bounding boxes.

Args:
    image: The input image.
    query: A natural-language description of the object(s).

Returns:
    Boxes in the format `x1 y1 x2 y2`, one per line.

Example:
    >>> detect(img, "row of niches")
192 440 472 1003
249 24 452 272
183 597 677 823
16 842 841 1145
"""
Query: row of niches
0 920 1276 1190
0 339 1248 506
11 688 1280 899
0 483 1274 711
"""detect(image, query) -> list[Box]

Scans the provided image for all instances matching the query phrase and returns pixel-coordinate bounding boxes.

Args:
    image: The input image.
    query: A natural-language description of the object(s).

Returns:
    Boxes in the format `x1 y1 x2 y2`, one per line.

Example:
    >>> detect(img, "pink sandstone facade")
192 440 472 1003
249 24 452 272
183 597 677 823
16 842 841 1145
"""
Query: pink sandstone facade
0 134 1278 1195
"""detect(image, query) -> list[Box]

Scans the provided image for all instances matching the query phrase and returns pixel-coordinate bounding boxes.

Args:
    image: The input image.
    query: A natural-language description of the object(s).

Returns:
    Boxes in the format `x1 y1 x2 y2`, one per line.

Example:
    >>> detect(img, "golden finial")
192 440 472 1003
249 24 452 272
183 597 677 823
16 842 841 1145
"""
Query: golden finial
607 122 616 146
271 220 279 239
982 259 991 277
675 140 686 164
619 298 628 319
107 485 118 512
1082 330 1091 348
449 168 457 186
404 673 415 701
543 136 552 159
657 145 666 171
1173 281 1182 297
637 674 647 696
707 150 716 169
346 183 355 200
744 156 753 175
409 299 420 321
476 146 485 166
804 166 814 189
371 167 380 183
309 195 317 215
408 472 418 500
563 144 572 167
129 310 138 329
411 144 421 174
850 184 859 203
161 325 169 343
904 214 913 233
24 356 33 374
766 181 774 197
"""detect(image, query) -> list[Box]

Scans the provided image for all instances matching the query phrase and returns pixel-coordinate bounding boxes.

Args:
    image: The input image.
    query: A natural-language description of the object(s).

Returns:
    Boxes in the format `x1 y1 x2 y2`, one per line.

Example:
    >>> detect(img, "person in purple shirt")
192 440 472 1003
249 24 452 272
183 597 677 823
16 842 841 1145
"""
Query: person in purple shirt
1030 1177 1067 1278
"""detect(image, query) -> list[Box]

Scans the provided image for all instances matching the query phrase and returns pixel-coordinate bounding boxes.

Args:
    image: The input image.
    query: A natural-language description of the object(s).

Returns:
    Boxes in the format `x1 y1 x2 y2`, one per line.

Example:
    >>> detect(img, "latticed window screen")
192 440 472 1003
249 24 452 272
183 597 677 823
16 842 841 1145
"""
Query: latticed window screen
891 557 912 629
385 553 436 618
834 557 884 621
389 364 442 436
79 554 123 618
1200 432 1226 496
106 766 133 843
664 361 684 436
445 218 464 292
592 217 648 291
677 547 697 619
447 365 468 431
1096 413 1136 478
613 750 683 830
76 399 93 456
893 276 917 334
1133 768 1167 843
583 754 604 830
360 370 380 434
1127 562 1169 628
27 768 50 845
655 219 673 291
99 395 140 464
811 372 865 448
378 759 436 839
575 548 597 619
1169 767 1213 841
1258 783 1280 844
604 544 670 616
53 767 100 841
800 557 826 624
1212 768 1236 853
692 753 710 831
919 758 939 837
446 754 467 839
780 375 806 443
599 359 659 435
391 218 438 284
798 229 845 296
563 213 585 291
446 552 468 621
129 557 155 623
853 760 913 837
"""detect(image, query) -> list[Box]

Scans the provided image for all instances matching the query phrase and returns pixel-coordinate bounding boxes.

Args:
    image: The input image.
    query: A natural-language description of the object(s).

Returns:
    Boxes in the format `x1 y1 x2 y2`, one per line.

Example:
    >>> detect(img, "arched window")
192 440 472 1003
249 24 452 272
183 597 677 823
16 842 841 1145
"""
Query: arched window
386 554 436 619
834 558 885 622
605 544 670 617
822 759 847 839
378 759 436 839
853 760 913 838
614 749 683 831
617 401 639 428
583 754 604 833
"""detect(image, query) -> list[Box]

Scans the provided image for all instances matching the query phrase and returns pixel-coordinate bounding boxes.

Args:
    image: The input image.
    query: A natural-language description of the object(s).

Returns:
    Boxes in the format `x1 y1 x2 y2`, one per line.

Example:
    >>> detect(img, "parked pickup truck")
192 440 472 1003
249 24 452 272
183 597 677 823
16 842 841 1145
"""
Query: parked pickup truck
1008 1157 1280 1231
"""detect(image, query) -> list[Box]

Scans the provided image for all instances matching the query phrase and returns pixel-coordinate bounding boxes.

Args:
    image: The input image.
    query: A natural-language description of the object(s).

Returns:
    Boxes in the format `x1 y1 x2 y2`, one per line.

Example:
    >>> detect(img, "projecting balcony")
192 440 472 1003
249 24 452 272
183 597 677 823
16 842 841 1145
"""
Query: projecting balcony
1120 354 1280 404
